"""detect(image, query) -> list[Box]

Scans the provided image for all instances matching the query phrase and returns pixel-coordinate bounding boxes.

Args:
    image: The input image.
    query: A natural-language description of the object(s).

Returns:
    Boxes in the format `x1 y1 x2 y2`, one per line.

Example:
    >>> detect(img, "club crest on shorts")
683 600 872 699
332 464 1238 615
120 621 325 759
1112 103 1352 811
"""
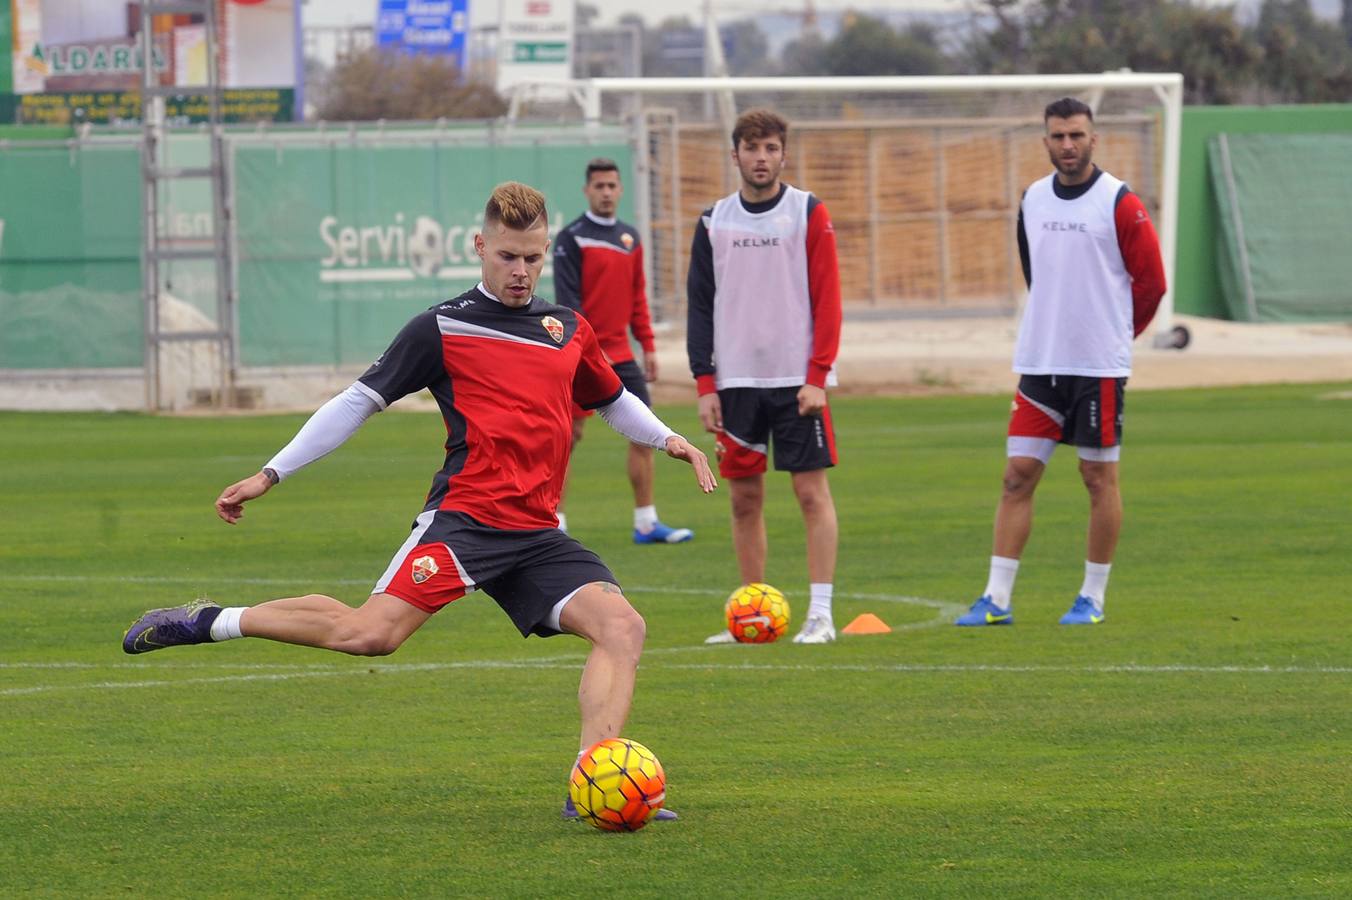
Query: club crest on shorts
541 315 564 343
411 555 439 584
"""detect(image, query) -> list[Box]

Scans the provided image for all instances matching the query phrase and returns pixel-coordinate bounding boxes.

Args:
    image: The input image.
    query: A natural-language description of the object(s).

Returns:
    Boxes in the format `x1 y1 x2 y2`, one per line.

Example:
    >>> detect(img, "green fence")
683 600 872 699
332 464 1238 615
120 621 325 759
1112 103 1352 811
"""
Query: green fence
0 126 632 374
232 132 631 367
0 140 142 369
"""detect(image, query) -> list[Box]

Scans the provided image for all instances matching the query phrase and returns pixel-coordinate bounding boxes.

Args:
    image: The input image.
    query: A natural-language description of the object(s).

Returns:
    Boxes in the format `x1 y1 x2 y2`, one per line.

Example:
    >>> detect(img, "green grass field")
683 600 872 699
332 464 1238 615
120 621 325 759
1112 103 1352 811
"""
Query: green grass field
3 383 1351 897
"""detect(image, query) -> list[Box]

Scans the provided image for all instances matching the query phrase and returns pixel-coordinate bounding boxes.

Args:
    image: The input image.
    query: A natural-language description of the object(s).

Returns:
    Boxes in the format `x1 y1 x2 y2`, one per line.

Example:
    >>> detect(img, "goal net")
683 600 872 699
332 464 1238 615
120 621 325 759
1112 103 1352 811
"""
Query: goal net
508 73 1182 340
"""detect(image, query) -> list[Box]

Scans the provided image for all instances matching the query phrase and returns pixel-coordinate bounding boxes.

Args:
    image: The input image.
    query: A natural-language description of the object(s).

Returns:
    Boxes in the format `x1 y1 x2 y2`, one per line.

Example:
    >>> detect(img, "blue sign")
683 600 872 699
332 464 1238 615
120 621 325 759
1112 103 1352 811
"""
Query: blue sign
376 0 469 66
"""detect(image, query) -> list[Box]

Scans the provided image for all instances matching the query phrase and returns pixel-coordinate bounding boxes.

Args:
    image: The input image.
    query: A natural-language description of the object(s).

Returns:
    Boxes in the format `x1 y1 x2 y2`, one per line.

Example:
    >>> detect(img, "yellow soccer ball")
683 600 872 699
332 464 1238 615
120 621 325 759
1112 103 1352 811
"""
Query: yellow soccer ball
725 582 791 643
568 738 667 832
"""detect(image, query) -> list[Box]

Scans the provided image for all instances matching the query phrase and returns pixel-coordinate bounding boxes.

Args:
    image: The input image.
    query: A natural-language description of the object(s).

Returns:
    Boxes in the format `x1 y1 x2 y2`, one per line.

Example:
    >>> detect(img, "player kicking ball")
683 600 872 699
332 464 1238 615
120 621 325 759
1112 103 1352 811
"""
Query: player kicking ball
122 182 716 822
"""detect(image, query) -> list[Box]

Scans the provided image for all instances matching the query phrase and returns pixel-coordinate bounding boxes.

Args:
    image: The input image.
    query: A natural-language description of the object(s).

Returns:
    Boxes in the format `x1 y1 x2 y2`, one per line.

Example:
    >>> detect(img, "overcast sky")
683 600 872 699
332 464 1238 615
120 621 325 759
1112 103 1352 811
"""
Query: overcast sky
302 0 967 30
301 0 1343 31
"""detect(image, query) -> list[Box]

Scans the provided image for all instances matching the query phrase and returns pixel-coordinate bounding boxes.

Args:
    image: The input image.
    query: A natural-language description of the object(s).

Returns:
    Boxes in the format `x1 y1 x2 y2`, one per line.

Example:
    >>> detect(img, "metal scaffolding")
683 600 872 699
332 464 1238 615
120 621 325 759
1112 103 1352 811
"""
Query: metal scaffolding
139 0 236 410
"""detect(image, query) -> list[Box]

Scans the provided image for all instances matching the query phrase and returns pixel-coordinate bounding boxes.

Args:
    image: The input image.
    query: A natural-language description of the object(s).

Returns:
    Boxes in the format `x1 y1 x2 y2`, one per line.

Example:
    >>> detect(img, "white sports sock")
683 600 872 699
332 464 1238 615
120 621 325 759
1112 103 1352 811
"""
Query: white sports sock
556 512 568 533
633 505 658 532
565 748 586 783
1079 561 1112 607
984 556 1020 610
209 607 246 642
808 583 833 622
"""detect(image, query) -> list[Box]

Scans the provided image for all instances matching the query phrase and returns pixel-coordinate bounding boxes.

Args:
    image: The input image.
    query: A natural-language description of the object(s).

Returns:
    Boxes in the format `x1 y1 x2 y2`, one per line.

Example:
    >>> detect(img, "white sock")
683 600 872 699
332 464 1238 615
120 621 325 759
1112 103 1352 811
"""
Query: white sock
634 505 658 532
984 556 1020 610
808 583 833 622
209 607 247 642
556 512 568 533
1079 561 1112 608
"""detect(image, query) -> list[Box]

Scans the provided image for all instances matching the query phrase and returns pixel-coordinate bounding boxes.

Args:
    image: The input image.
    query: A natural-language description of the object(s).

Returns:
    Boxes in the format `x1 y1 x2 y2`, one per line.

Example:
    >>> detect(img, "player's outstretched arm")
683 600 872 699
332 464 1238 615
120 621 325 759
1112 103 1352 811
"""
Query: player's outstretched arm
663 435 717 493
595 389 716 492
216 471 274 524
217 383 384 525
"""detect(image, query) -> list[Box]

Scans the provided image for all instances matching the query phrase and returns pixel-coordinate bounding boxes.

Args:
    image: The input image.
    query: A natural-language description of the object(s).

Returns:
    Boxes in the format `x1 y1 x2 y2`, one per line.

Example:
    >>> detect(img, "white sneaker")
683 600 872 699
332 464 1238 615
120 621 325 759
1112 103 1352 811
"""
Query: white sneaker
704 629 737 644
791 616 836 644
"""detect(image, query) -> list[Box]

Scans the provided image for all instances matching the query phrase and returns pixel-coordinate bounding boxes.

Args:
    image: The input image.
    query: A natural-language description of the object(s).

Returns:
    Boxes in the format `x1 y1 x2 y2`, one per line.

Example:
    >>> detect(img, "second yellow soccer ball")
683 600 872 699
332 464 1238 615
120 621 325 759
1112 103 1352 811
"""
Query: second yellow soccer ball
725 582 791 643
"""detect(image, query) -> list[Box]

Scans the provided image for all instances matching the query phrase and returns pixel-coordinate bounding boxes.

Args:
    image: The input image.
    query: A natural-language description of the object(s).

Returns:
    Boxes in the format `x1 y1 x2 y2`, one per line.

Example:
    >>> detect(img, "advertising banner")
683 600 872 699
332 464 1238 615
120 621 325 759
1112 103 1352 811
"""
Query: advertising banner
376 0 470 68
231 134 631 367
2 0 298 124
12 88 295 126
496 0 575 95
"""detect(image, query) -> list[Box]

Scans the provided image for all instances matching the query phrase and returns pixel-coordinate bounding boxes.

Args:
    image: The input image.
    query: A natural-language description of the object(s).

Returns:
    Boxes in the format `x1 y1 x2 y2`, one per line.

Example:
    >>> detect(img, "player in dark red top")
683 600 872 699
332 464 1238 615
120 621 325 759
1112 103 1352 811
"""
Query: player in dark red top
553 158 694 545
121 183 716 821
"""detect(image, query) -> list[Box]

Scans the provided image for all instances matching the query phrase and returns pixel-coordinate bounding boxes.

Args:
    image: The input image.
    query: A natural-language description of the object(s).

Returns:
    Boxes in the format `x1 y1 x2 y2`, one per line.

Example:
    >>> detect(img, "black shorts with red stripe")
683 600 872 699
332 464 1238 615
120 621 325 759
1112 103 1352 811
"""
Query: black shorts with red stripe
374 510 617 637
715 386 837 478
1009 374 1125 448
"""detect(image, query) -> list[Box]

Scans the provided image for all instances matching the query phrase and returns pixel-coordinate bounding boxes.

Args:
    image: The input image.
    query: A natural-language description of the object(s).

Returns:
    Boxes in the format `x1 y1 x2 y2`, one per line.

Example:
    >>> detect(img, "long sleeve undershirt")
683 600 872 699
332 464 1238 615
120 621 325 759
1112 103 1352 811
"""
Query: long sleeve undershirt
263 383 674 483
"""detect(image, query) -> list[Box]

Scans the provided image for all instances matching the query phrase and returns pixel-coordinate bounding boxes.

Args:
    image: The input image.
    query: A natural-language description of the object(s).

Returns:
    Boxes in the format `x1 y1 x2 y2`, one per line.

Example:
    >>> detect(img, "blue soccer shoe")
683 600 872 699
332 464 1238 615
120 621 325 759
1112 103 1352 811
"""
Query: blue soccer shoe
633 521 694 545
1059 595 1105 625
955 595 1013 627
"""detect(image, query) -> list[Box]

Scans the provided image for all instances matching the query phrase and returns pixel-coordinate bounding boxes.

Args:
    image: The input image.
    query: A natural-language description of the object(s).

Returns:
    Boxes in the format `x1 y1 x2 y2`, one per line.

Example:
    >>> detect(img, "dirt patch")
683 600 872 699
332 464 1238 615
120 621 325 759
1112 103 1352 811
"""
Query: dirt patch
648 315 1352 402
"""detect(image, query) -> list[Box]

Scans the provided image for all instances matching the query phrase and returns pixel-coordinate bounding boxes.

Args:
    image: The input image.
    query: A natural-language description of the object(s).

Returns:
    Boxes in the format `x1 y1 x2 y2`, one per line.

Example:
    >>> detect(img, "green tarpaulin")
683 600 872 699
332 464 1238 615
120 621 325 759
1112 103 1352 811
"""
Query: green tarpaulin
1208 132 1352 322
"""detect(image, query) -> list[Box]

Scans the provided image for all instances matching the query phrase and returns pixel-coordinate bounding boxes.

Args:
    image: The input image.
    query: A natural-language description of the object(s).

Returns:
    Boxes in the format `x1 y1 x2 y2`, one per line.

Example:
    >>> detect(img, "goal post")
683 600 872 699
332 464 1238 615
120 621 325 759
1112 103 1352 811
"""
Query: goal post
510 72 1186 347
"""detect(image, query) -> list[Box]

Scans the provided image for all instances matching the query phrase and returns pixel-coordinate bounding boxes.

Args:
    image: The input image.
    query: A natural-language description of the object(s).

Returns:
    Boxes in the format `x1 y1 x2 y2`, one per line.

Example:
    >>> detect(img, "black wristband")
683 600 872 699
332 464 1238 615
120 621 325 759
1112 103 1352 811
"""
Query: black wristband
262 467 280 486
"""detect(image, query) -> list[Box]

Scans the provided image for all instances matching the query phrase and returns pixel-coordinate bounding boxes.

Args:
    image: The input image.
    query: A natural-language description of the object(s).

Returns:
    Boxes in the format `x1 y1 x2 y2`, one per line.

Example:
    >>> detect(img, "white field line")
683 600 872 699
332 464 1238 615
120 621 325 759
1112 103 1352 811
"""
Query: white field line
3 655 1350 699
8 575 966 631
13 574 951 597
5 577 1347 698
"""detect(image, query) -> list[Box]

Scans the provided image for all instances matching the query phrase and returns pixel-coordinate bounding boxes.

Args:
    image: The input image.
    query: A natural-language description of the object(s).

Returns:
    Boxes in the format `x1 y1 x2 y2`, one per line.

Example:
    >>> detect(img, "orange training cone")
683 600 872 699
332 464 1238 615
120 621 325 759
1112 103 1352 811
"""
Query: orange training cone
841 613 891 635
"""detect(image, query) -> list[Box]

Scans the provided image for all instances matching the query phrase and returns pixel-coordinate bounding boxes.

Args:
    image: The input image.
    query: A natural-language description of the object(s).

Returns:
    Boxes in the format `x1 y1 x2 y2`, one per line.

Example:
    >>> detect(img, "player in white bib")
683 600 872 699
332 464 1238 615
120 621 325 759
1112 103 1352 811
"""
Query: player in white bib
687 109 843 644
957 97 1166 627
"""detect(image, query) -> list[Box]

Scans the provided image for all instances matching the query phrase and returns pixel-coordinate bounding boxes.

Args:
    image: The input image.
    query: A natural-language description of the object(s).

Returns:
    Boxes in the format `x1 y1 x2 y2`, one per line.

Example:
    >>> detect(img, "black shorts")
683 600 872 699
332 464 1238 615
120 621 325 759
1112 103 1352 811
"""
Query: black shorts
715 386 838 478
374 510 618 637
611 359 651 407
573 358 649 420
1009 374 1126 447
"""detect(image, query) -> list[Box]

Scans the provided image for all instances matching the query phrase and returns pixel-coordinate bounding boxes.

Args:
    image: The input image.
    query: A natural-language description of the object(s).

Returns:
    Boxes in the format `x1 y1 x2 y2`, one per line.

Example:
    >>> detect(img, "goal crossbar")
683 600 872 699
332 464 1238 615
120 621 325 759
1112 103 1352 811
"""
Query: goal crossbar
513 72 1184 344
589 74 1180 344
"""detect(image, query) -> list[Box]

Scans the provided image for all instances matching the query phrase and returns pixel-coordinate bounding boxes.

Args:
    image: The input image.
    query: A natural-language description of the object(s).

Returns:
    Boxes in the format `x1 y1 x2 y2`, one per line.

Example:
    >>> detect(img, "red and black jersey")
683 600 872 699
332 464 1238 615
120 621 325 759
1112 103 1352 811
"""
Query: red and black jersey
551 212 655 365
359 286 623 530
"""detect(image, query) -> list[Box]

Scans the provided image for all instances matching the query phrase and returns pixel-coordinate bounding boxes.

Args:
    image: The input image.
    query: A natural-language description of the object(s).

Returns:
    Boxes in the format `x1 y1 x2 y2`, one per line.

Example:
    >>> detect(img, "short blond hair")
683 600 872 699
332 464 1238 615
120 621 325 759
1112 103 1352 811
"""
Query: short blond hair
484 182 547 230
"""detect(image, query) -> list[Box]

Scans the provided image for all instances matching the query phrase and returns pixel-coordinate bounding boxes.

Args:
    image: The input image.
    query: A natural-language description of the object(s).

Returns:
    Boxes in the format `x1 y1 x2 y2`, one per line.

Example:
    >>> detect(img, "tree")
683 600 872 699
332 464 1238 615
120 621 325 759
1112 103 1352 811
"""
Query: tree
782 13 947 76
780 31 829 76
966 0 1028 74
1253 0 1352 102
1124 4 1259 104
821 14 948 76
962 0 1260 104
314 50 506 121
721 19 771 75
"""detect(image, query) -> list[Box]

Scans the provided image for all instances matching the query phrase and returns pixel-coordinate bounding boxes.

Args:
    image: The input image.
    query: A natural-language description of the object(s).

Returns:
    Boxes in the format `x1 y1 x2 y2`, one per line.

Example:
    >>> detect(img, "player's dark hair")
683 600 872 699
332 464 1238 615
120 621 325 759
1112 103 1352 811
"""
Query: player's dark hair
585 157 620 182
732 109 788 149
1044 97 1094 123
485 182 547 230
